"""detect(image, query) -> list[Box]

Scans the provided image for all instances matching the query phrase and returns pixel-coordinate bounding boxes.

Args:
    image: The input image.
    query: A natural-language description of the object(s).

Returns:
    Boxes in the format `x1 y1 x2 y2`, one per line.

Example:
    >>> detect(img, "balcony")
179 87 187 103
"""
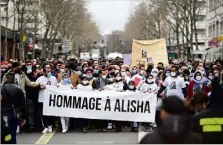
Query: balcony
197 8 207 15
196 35 206 42
25 23 35 28
196 22 206 29
1 11 6 17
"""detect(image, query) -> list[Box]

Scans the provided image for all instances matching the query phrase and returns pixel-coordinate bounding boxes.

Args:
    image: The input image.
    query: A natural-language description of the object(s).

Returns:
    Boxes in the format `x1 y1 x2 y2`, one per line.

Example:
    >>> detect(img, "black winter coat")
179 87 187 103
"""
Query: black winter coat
1 83 27 119
140 115 202 144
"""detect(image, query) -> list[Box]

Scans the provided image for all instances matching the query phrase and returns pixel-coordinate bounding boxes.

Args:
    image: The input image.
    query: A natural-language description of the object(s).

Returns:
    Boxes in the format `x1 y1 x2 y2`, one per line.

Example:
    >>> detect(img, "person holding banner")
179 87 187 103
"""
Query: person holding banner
92 69 111 132
85 68 94 85
158 65 187 101
36 64 57 134
112 73 125 92
76 75 93 133
123 80 136 92
132 65 146 88
138 74 158 93
57 73 73 133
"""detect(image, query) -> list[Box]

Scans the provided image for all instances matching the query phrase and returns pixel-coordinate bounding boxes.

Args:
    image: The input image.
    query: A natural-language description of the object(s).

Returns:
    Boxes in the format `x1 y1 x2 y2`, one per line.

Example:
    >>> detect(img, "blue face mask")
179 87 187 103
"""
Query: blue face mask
86 75 92 79
47 72 52 78
63 78 70 84
60 69 65 74
93 69 99 74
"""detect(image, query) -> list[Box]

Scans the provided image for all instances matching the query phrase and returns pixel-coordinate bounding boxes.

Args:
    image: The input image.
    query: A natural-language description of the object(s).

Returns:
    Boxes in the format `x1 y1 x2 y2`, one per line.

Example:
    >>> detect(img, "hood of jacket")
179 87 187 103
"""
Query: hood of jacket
193 70 207 84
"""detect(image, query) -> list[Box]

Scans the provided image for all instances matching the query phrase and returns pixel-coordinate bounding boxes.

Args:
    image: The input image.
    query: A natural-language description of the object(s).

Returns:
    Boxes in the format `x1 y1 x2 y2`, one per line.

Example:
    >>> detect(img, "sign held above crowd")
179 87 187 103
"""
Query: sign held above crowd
131 39 169 67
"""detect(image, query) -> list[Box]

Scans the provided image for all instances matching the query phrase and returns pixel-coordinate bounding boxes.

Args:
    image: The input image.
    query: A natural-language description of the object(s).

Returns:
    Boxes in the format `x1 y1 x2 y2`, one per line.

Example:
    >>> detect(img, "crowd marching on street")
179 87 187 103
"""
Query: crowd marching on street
1 56 223 144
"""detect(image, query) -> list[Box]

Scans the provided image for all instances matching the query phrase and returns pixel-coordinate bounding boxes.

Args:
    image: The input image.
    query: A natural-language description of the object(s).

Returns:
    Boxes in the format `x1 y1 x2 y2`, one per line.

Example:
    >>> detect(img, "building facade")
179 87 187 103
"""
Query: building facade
1 0 46 59
206 0 223 60
165 0 208 60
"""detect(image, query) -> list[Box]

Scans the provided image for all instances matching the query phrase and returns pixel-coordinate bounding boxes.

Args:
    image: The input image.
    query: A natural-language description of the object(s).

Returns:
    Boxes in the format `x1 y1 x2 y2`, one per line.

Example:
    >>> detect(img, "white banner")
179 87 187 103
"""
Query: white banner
43 86 157 122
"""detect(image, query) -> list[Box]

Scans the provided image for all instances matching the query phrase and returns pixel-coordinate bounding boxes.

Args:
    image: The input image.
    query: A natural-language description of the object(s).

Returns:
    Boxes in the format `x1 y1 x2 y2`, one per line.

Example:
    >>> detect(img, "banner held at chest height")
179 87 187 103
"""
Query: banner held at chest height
43 86 157 122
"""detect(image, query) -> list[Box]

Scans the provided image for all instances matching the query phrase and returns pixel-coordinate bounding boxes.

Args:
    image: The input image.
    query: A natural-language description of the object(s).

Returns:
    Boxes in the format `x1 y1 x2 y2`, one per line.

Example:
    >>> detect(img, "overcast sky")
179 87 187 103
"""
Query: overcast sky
87 0 135 35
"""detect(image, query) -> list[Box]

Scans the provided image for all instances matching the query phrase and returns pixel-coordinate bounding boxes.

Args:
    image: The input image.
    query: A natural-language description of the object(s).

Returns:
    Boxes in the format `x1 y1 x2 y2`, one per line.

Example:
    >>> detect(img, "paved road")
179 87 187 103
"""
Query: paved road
17 129 139 144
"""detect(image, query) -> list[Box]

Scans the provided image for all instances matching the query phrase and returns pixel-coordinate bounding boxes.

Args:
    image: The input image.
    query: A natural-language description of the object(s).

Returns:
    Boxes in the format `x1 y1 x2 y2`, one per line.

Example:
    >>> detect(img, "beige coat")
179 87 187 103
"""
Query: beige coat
57 71 80 87
1 70 39 95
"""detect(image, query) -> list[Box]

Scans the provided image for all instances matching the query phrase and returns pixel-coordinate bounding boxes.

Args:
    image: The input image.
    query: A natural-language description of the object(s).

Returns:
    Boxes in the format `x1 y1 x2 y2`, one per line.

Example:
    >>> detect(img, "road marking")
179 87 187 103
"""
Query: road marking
35 131 56 144
77 141 114 144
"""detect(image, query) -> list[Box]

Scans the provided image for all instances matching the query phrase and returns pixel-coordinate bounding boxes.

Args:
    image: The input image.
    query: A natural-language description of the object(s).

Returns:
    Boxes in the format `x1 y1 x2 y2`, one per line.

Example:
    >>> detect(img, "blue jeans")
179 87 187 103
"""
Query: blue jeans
7 113 18 144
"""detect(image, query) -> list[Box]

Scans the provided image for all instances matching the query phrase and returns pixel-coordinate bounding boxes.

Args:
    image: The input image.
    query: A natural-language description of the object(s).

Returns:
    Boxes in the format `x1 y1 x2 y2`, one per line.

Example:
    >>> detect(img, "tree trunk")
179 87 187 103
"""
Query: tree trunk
4 1 9 60
193 0 199 50
12 6 17 59
41 25 50 59
32 14 38 59
19 9 25 60
189 0 194 60
176 7 180 59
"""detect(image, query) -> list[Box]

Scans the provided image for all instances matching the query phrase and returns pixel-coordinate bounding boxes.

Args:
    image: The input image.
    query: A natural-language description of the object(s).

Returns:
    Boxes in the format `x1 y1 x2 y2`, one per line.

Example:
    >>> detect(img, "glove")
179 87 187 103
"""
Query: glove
27 69 32 74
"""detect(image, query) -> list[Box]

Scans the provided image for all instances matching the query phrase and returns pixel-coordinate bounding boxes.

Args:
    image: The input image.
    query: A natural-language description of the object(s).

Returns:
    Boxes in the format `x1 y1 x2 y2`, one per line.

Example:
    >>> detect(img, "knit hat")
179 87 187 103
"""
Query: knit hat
1 61 8 65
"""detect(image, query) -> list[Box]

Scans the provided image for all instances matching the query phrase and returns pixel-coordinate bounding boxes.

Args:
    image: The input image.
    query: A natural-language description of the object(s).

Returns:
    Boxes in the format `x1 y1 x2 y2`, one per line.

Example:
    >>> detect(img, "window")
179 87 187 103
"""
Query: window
1 0 8 3
197 29 206 36
1 4 7 7
208 24 212 37
196 15 206 21
213 23 216 36
25 28 34 33
220 21 223 34
216 21 219 36
26 19 35 23
1 17 7 22
209 0 213 11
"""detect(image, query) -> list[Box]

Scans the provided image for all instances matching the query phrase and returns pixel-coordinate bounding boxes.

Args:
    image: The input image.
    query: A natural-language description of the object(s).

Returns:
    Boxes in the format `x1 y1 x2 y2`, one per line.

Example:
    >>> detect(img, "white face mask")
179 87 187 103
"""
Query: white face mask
115 70 119 74
102 75 107 79
82 80 88 85
165 72 170 77
147 79 153 83
196 76 202 81
171 72 176 77
129 85 134 89
116 77 122 81
152 72 158 77
121 72 126 77
208 76 213 80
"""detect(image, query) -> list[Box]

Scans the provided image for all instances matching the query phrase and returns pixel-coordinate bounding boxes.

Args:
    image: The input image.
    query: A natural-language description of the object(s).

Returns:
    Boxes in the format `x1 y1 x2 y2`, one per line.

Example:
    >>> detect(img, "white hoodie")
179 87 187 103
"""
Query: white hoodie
76 83 92 90
139 81 158 93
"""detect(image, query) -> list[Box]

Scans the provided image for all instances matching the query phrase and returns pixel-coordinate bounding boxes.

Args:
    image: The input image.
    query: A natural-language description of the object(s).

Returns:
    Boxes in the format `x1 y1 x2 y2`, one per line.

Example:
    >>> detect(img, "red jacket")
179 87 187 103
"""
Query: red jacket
187 80 211 100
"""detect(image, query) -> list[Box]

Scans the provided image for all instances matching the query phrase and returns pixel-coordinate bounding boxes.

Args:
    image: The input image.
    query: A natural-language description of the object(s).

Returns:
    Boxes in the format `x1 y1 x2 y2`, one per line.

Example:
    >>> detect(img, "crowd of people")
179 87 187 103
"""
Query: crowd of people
1 56 223 144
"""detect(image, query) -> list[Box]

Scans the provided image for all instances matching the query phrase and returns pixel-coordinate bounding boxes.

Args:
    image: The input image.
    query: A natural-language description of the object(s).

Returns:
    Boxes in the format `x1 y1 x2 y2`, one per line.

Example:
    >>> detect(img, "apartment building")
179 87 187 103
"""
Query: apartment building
165 0 207 59
1 0 46 59
1 0 19 59
206 0 223 60
1 0 18 30
181 0 207 59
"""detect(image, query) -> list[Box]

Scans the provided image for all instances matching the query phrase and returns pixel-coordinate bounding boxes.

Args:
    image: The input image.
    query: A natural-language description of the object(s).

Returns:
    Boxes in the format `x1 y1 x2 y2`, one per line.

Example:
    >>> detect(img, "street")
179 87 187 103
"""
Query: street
17 129 139 144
